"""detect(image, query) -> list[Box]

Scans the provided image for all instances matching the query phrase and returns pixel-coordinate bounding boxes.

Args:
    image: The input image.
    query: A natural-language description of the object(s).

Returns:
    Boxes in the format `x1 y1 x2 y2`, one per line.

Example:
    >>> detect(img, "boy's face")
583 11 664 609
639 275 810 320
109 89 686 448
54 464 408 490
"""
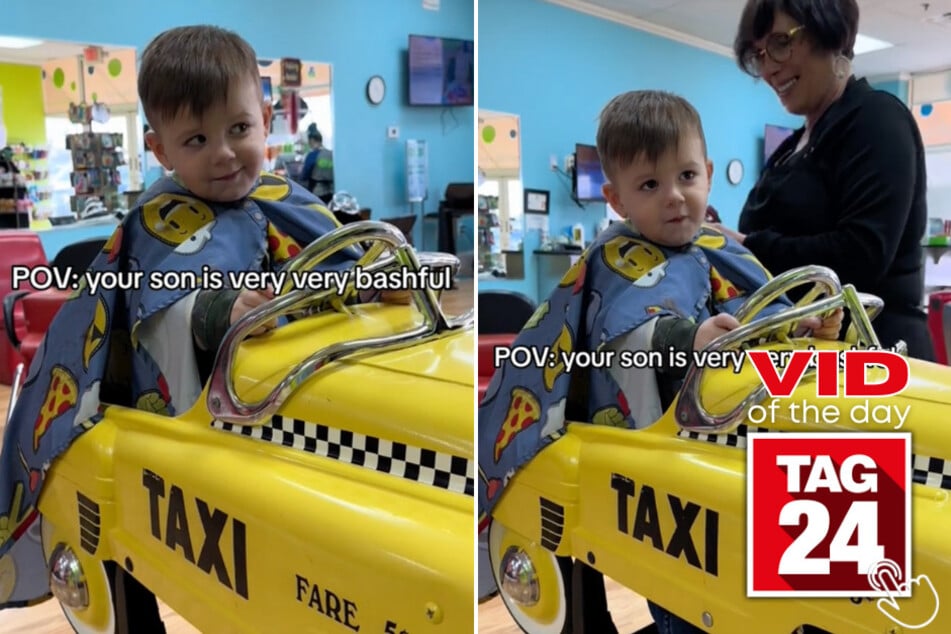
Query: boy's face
602 134 712 248
146 76 271 203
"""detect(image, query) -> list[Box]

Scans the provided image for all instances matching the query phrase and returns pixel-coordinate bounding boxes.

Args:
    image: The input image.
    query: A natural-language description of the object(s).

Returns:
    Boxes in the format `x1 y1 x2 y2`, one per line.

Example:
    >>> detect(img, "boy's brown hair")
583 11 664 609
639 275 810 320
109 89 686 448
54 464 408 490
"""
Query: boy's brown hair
138 25 262 129
596 90 708 182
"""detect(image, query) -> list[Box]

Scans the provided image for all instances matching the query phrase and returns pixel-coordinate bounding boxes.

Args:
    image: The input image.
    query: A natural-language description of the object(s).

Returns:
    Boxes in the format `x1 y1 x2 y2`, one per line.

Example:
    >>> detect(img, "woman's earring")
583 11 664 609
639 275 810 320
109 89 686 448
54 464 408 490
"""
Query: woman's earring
833 54 851 79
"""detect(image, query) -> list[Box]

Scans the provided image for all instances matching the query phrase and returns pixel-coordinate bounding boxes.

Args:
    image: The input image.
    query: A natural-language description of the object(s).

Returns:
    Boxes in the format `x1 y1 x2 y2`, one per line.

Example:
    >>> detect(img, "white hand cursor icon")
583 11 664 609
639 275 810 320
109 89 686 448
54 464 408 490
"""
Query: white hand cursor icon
869 559 940 630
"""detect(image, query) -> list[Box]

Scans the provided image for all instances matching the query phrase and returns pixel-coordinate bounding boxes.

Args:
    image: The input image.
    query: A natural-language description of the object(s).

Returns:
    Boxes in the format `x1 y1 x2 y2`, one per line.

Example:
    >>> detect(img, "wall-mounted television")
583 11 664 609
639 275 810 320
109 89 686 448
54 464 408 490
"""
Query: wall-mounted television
261 76 274 105
573 143 606 202
408 34 474 106
764 123 796 163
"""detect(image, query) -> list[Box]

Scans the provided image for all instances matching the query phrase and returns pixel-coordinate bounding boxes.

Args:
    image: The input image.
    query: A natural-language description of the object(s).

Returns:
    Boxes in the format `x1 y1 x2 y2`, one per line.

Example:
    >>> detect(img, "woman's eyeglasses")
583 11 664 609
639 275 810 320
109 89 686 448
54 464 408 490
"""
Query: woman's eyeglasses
742 25 805 76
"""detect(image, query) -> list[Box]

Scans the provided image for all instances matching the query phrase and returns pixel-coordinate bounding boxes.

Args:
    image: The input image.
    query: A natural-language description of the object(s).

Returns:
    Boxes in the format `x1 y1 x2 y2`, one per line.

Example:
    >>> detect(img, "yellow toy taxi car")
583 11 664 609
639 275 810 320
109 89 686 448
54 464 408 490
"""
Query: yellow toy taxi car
487 265 951 633
31 222 475 633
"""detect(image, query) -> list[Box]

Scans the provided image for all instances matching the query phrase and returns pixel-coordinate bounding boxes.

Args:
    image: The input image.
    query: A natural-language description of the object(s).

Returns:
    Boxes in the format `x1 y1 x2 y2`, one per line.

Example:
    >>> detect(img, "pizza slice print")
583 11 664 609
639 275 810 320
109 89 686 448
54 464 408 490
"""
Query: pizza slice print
493 387 542 462
33 365 79 451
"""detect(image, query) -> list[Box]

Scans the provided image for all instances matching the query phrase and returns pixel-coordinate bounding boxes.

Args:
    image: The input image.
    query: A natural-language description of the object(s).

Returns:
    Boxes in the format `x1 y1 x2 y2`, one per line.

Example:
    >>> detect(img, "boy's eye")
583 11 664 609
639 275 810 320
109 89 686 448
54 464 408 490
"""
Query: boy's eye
681 170 697 180
639 179 658 191
185 135 206 147
231 123 251 134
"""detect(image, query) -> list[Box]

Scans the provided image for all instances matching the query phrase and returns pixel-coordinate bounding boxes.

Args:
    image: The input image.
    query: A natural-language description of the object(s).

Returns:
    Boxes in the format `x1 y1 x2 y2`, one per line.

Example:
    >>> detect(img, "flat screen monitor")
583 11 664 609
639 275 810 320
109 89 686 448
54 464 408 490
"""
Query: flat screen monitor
764 124 795 163
408 34 474 106
574 143 606 202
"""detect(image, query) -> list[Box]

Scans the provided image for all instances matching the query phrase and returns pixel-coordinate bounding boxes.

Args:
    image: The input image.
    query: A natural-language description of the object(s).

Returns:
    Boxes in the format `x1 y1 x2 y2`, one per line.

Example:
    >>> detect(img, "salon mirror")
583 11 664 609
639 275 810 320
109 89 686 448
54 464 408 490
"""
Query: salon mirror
261 59 334 188
0 37 141 228
0 35 334 229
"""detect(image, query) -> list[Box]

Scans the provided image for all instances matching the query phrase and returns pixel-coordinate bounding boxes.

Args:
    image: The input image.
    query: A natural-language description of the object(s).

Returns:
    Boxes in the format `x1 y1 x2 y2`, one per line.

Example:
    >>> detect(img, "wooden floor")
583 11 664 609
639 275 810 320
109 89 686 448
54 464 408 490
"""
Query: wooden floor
0 280 474 634
478 582 654 633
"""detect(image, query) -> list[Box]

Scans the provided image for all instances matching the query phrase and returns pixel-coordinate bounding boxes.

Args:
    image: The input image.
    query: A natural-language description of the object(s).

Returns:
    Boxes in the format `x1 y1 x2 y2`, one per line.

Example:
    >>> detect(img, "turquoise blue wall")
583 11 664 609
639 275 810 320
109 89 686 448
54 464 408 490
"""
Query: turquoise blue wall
870 78 909 104
479 0 802 302
4 0 474 247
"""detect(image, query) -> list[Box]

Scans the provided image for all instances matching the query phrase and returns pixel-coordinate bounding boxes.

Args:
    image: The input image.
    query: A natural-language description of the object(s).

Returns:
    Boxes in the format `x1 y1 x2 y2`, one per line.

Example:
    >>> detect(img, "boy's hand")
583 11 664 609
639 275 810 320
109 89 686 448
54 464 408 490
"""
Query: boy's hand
231 288 277 335
381 290 413 305
356 289 414 305
694 313 741 350
795 307 844 340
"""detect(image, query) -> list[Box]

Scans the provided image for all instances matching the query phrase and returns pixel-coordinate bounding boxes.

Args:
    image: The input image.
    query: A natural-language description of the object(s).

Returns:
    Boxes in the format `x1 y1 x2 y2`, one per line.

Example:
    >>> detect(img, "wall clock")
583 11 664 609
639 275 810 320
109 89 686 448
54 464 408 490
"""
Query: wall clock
367 76 386 105
727 159 744 185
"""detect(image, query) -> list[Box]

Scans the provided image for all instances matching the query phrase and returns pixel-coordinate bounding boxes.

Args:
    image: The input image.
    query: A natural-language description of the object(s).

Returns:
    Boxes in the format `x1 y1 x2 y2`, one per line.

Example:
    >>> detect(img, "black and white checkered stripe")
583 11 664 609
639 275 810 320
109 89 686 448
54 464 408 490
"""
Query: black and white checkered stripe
677 424 777 447
912 454 951 490
679 425 951 492
212 416 474 496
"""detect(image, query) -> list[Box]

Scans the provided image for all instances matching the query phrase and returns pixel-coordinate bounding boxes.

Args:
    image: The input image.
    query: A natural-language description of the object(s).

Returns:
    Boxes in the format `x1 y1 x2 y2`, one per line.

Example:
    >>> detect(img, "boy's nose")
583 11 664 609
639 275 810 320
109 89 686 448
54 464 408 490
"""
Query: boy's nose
212 141 237 163
665 186 686 207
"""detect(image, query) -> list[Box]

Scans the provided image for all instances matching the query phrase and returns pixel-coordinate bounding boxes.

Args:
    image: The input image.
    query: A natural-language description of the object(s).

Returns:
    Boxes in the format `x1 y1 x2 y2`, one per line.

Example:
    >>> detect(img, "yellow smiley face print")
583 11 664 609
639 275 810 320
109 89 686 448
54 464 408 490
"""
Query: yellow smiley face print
141 194 215 247
602 237 666 283
250 173 293 202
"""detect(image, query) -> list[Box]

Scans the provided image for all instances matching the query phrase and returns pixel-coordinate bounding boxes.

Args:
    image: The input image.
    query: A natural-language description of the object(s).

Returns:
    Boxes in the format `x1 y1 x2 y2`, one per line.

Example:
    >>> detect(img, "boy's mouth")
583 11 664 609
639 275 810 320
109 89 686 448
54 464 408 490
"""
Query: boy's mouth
214 169 242 182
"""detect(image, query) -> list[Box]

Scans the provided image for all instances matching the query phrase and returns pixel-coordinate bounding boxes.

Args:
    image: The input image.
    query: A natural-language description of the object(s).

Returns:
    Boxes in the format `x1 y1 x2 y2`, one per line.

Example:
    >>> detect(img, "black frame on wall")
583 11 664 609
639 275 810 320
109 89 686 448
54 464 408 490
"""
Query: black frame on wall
524 188 550 214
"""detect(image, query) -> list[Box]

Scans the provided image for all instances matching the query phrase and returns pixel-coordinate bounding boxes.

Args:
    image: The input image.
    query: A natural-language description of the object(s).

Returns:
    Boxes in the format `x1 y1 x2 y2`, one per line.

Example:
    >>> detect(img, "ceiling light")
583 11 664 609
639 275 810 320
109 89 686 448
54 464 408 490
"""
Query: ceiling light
0 36 44 49
853 33 893 56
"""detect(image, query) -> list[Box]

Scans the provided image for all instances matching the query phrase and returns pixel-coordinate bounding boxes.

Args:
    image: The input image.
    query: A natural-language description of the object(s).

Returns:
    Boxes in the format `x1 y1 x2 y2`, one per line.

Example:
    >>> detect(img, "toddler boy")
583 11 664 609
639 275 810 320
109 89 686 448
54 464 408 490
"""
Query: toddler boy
0 25 364 610
480 89 842 633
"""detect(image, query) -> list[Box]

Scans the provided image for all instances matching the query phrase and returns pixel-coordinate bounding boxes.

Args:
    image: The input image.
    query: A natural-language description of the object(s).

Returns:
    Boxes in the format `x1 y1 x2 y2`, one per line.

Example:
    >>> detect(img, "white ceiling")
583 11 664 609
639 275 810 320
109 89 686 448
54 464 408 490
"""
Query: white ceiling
547 0 951 78
4 2 950 79
0 41 109 67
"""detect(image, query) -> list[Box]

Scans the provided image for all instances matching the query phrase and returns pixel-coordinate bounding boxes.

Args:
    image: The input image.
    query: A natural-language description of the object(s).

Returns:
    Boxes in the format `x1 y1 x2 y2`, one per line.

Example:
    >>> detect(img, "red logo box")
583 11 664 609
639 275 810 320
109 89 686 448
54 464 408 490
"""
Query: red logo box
747 432 910 597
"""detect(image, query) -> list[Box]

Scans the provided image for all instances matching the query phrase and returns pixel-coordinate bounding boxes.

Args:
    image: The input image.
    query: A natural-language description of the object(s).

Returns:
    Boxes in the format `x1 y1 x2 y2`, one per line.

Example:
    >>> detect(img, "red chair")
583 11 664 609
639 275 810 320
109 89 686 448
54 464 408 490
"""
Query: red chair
477 291 536 402
3 237 108 377
478 334 517 403
6 288 72 372
927 291 951 365
0 231 50 384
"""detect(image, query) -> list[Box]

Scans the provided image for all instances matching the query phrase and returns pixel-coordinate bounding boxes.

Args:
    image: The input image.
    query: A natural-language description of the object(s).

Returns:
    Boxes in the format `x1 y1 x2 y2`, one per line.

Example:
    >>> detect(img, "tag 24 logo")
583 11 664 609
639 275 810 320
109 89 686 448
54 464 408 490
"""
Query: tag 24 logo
747 433 909 597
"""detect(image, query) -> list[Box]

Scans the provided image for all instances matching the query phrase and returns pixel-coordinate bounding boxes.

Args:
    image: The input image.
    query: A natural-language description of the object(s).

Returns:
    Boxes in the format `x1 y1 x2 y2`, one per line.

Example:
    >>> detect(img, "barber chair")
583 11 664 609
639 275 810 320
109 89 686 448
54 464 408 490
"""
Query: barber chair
0 231 50 384
928 290 951 365
436 183 474 254
4 237 107 378
379 215 417 247
477 291 536 335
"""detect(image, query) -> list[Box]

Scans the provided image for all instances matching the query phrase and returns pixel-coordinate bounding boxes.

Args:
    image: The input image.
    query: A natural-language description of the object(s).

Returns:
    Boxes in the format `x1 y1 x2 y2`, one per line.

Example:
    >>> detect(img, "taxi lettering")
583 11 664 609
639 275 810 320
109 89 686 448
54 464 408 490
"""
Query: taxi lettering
611 473 719 575
295 574 360 631
142 469 249 599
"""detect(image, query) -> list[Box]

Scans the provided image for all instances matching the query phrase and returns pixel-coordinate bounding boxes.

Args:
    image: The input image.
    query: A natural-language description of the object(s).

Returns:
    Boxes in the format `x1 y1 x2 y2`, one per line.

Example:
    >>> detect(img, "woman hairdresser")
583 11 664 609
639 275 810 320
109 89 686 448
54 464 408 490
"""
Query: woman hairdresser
717 0 934 360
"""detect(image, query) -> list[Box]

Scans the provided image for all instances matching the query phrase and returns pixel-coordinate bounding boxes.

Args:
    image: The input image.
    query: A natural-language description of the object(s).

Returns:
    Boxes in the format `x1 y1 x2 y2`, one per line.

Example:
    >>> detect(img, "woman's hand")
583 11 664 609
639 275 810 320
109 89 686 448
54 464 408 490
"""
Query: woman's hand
709 223 746 244
795 308 844 340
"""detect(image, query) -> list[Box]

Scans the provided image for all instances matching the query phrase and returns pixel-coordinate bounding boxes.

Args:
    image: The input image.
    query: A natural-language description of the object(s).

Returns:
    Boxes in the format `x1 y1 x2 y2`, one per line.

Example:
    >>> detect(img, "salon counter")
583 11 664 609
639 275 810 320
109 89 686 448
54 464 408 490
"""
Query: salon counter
532 248 583 300
33 220 118 261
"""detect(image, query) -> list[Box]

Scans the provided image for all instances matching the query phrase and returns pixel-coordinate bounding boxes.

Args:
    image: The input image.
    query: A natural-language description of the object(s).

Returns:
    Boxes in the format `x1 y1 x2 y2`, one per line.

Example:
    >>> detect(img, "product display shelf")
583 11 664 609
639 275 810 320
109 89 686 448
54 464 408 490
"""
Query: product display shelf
0 147 33 229
67 132 125 214
12 145 52 220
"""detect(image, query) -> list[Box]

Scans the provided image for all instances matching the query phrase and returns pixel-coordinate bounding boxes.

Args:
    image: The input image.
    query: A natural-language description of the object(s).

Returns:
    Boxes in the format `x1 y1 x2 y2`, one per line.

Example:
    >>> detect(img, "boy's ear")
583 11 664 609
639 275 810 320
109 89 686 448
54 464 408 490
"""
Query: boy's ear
145 130 173 171
705 159 714 192
602 182 623 215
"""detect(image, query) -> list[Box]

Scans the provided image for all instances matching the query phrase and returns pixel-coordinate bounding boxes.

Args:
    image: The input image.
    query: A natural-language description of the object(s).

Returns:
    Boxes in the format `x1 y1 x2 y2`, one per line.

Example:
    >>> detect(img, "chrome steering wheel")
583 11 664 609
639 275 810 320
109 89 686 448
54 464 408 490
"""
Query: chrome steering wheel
206 220 473 425
673 265 897 434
